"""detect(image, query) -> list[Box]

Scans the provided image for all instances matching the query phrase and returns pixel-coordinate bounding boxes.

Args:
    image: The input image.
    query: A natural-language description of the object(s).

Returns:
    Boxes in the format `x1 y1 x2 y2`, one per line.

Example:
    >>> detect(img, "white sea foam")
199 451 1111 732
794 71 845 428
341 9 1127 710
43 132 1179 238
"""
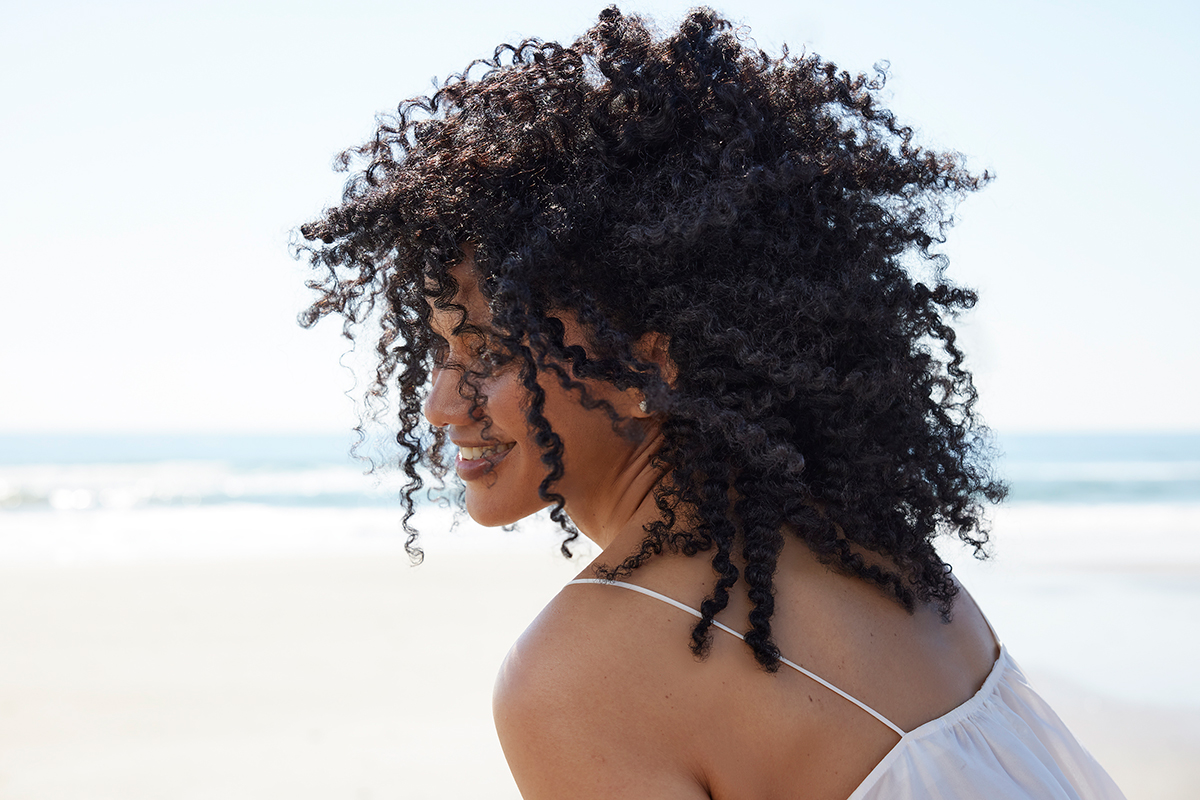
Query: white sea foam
944 502 1200 570
1002 460 1200 482
0 503 570 566
0 461 405 511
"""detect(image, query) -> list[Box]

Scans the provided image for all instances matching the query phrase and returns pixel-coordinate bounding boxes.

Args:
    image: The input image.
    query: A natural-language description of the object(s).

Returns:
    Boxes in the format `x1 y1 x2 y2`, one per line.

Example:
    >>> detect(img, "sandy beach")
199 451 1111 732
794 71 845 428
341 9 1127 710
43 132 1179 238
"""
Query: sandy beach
1 543 1197 800
0 550 579 799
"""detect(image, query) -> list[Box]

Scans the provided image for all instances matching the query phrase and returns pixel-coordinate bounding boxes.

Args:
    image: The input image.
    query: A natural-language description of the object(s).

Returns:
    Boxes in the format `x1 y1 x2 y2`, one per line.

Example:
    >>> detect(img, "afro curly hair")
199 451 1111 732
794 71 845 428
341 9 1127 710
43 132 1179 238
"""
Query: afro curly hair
297 5 1006 670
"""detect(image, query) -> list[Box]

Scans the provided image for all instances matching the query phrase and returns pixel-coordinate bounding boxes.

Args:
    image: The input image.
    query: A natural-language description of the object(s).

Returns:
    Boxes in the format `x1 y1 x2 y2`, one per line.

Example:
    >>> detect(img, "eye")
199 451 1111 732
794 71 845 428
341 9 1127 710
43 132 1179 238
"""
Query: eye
474 343 512 369
430 338 450 368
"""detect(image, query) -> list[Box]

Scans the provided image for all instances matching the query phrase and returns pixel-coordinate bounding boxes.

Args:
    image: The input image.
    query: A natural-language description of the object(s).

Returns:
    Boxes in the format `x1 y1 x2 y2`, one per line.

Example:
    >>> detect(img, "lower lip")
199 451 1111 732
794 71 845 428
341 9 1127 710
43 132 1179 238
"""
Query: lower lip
455 446 514 481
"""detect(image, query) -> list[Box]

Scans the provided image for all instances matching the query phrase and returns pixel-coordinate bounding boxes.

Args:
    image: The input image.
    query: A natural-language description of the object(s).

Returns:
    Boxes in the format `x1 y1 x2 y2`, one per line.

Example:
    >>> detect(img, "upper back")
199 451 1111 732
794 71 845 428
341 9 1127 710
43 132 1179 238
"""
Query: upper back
494 541 1002 800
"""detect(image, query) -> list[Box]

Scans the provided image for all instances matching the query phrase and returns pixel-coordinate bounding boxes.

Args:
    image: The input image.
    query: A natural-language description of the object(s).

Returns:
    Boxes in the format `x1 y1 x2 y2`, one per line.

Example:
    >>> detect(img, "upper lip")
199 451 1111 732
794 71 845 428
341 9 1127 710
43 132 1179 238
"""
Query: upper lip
449 437 514 447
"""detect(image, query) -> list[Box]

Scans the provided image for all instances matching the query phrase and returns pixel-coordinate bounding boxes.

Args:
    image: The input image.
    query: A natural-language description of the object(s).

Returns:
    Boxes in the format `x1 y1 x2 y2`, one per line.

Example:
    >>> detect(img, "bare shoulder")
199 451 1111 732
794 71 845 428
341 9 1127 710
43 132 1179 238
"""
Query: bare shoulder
493 580 714 800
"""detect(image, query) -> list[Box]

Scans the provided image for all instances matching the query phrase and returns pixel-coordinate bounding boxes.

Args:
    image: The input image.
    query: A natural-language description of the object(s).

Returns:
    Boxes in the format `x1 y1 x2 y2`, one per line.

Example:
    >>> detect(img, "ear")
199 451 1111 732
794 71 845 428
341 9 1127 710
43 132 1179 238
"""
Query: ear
629 332 676 418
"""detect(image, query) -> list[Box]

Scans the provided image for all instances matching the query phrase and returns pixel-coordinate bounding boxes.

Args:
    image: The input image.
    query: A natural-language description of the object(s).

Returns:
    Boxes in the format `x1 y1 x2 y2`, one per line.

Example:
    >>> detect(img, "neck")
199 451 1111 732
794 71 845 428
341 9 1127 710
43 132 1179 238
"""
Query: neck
563 430 666 551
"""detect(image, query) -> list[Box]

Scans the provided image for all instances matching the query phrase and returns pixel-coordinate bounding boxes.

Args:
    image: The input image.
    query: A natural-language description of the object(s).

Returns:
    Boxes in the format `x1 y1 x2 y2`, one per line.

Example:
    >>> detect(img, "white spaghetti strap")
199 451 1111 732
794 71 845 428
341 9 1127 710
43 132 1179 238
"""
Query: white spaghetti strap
567 579 907 737
568 578 749 640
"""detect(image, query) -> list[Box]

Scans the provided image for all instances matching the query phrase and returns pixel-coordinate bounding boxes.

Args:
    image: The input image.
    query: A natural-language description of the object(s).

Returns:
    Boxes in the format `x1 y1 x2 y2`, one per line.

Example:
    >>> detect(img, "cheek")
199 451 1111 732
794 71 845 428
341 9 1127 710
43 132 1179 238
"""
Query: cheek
539 380 630 461
483 373 532 439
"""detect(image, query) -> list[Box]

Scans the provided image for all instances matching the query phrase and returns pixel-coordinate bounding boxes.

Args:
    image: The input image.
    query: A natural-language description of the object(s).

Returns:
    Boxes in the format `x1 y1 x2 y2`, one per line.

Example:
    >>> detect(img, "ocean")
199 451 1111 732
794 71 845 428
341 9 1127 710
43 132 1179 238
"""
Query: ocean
2 431 1198 708
4 431 1197 513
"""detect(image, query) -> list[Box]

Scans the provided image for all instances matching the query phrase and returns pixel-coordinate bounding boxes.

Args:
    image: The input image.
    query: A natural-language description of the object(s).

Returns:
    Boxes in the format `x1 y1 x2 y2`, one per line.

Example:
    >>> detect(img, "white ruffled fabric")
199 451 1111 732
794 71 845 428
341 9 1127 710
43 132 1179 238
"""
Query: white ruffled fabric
849 647 1126 799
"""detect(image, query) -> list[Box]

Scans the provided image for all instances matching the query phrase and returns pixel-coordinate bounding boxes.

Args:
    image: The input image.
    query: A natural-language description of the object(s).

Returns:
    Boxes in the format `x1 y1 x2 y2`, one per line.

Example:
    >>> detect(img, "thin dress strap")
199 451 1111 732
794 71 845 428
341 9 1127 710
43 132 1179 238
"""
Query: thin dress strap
567 578 907 737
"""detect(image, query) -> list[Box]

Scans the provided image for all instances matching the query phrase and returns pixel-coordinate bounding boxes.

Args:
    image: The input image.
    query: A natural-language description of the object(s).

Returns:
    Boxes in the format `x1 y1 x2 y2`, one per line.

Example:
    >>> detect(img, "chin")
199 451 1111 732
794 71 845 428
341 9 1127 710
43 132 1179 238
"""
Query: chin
464 505 522 528
460 491 532 527
463 489 544 528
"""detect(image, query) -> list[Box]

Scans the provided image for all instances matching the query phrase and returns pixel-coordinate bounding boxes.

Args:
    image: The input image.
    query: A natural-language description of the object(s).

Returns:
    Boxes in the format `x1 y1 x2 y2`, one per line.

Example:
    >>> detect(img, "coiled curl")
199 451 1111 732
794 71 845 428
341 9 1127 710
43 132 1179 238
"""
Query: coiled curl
296 6 1007 670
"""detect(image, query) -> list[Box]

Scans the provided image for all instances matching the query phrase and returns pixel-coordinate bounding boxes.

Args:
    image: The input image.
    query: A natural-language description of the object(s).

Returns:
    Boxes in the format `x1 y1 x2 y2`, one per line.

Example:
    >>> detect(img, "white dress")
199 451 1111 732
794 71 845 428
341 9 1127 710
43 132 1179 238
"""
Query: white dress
567 579 1127 800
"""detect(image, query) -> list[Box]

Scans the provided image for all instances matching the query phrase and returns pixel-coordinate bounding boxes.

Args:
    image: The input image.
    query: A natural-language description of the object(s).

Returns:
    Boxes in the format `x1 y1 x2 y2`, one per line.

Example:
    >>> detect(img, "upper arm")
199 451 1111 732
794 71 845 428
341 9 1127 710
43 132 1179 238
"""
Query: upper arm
492 603 712 800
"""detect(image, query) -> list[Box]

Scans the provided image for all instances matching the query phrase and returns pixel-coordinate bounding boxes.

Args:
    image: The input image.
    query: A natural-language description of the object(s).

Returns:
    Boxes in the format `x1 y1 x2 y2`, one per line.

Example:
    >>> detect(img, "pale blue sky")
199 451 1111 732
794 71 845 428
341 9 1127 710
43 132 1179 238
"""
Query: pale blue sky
1 0 1196 433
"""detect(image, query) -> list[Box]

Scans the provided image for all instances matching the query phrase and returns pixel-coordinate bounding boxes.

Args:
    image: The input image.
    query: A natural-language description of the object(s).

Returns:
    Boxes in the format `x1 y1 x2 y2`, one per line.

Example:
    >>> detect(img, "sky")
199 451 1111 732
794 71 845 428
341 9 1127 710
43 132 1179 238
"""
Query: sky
1 0 1197 434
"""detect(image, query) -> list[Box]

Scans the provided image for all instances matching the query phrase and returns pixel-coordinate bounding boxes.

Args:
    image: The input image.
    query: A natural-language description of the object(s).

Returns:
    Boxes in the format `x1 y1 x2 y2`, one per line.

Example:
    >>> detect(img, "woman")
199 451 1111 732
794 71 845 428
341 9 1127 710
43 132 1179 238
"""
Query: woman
298 7 1125 799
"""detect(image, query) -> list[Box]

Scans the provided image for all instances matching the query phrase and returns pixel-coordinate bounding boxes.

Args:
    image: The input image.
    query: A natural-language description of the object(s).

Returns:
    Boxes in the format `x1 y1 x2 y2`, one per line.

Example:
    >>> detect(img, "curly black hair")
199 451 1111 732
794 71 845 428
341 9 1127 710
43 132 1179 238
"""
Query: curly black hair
296 5 1006 670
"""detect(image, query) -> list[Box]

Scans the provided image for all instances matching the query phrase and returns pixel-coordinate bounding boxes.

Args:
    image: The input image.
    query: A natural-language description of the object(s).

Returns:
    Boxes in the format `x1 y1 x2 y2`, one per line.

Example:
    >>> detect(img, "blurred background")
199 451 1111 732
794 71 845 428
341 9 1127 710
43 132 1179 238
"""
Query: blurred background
1 1 1197 798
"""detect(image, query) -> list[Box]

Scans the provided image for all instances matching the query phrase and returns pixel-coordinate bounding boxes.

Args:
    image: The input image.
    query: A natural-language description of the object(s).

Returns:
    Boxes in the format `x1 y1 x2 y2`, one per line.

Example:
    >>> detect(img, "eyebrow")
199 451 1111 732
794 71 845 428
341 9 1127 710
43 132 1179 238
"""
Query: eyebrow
426 300 472 337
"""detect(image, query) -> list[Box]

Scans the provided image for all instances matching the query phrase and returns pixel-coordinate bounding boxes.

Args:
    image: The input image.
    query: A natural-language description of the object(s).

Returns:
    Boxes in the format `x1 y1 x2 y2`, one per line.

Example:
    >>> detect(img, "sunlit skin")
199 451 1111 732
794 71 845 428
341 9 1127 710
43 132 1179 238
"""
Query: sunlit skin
423 261 1000 800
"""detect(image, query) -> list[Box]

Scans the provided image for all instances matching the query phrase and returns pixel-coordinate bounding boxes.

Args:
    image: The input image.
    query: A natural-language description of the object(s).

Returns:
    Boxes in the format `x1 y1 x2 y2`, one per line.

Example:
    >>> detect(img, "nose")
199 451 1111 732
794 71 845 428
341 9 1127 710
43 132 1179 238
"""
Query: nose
423 366 477 428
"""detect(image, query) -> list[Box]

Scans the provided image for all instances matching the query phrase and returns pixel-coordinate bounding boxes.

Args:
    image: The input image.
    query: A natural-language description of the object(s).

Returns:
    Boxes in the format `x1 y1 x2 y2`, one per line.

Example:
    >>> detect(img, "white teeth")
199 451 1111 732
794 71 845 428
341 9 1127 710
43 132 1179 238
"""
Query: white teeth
459 442 515 460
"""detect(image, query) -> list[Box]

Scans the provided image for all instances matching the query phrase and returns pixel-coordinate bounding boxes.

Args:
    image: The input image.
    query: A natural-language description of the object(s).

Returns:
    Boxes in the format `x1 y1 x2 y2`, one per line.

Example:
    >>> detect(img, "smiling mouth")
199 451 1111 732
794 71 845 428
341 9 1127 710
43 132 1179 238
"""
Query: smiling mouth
458 442 516 461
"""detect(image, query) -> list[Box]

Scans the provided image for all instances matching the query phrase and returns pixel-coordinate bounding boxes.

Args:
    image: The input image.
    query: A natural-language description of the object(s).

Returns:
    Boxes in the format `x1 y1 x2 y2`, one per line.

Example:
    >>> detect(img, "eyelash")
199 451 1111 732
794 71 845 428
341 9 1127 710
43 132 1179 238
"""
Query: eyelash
429 339 511 370
477 345 511 367
430 340 450 368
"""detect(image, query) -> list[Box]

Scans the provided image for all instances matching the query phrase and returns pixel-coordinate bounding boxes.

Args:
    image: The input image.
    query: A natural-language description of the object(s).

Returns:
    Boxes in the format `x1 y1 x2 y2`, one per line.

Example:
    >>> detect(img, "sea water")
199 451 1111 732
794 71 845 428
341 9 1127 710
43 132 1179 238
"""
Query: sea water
2 431 1198 707
0 432 569 563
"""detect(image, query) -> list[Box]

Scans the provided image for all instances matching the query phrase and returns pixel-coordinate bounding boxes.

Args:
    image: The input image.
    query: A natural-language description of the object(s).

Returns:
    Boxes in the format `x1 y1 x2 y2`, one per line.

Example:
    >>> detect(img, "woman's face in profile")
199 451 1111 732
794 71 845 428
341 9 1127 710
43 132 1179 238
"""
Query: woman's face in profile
422 262 648 530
